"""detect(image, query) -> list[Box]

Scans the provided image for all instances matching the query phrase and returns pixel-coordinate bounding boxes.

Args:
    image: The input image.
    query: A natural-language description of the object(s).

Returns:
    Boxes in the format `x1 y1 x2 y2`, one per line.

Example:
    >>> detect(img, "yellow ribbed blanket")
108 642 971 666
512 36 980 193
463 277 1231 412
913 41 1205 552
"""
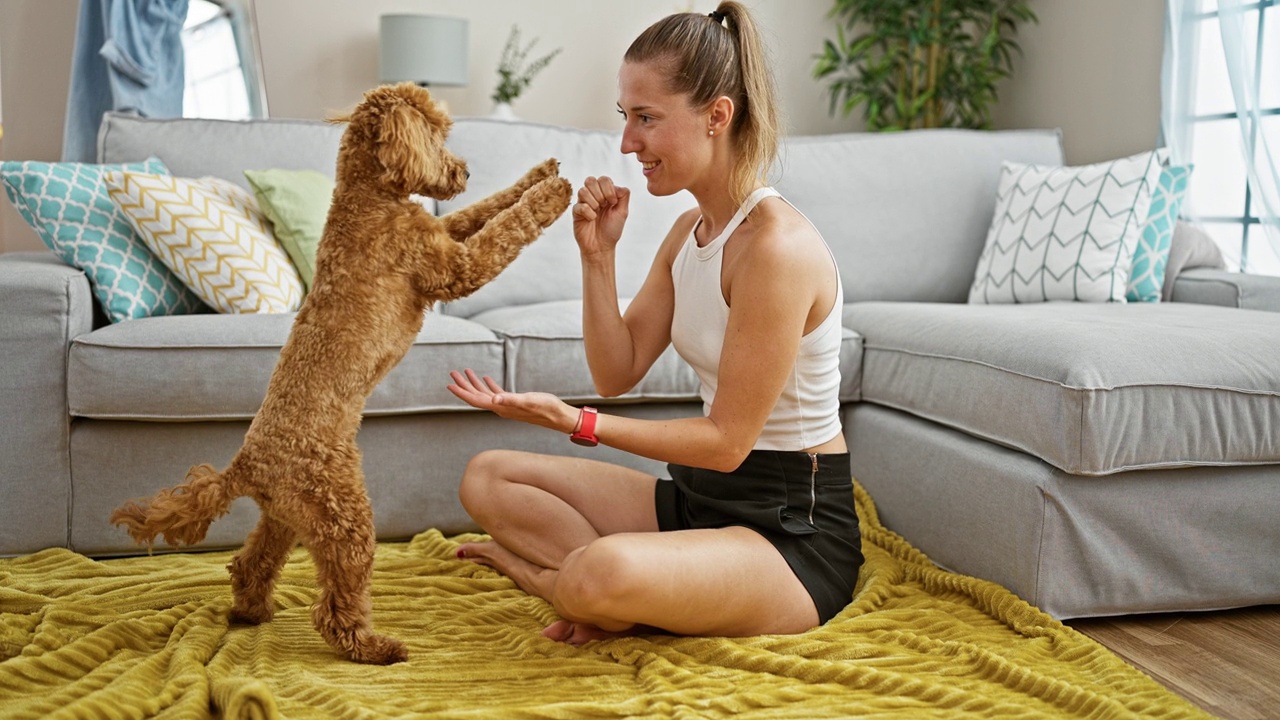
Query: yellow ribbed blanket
0 484 1209 719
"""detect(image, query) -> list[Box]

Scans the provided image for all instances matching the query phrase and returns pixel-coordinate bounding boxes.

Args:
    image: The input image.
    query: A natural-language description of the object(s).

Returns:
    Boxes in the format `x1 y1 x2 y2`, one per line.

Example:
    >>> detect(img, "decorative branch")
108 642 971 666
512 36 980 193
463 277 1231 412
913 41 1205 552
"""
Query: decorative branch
491 25 562 105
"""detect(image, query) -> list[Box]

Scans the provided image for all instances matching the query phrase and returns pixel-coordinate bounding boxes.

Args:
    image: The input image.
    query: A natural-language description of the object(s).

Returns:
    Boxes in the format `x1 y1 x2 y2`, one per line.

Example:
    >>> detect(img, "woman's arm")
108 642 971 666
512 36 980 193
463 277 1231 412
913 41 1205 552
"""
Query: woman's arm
575 176 697 397
596 217 817 470
449 213 824 472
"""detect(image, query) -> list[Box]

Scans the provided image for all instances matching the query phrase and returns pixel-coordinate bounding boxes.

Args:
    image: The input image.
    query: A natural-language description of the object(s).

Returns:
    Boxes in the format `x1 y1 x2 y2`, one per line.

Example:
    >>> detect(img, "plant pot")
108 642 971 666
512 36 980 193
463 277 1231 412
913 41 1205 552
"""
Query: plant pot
490 102 518 121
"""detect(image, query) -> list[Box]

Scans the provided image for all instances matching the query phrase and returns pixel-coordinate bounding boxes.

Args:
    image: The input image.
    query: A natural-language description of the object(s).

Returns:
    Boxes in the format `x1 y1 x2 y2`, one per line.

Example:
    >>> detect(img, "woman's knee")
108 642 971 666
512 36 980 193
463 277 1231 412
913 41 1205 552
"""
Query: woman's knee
457 449 519 514
553 537 644 622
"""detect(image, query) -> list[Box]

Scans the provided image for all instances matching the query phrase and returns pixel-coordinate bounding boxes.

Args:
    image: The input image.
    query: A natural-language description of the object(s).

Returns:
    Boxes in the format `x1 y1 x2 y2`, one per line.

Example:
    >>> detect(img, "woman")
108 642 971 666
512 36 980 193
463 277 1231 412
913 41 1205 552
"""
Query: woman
447 2 862 645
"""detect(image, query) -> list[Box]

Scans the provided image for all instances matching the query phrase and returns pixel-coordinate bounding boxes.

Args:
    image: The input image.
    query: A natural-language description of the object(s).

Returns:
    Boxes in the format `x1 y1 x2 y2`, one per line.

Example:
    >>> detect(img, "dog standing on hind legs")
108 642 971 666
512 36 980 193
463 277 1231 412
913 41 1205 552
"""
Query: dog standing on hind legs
110 83 572 664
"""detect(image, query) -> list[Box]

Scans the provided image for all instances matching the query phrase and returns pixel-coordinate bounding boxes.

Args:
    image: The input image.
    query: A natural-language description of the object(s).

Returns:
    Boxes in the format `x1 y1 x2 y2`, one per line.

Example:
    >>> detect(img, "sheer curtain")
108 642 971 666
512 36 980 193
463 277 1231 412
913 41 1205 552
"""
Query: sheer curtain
1163 0 1280 273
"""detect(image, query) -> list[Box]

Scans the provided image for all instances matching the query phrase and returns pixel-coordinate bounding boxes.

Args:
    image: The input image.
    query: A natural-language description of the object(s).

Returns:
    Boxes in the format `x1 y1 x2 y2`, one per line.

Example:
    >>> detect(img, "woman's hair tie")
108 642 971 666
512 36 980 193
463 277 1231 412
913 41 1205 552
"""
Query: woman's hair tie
708 9 725 23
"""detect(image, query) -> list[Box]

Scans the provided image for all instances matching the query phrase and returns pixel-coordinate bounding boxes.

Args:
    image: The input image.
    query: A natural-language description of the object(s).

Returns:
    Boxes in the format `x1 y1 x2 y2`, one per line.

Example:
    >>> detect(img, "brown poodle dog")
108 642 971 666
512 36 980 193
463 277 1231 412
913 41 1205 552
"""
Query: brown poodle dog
110 83 572 664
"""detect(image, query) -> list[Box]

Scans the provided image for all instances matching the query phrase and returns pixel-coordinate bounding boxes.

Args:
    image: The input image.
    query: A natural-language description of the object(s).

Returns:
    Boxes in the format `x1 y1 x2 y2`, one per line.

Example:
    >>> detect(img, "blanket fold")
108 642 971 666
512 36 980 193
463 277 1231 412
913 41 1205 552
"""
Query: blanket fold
0 483 1209 719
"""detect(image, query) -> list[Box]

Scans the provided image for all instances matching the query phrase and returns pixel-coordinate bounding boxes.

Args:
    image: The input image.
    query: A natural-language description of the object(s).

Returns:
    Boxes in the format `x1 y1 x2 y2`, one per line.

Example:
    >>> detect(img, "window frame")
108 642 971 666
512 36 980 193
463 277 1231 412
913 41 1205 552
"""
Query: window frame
1171 0 1279 272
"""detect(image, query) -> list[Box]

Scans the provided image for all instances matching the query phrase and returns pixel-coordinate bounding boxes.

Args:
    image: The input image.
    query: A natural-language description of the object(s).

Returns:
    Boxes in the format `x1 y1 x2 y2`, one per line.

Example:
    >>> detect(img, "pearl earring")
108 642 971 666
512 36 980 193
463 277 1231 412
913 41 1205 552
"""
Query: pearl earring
708 130 714 136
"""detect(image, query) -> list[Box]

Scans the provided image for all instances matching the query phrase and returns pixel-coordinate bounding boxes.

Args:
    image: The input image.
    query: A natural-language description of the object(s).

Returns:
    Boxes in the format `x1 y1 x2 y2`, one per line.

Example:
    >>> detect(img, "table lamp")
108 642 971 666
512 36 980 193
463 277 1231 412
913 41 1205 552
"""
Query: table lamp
379 14 469 87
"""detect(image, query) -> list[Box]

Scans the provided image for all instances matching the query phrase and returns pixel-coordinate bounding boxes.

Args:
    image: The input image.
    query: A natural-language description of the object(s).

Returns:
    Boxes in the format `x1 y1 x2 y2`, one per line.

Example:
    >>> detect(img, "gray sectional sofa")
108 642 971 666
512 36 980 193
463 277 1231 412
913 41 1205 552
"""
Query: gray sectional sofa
3 111 1278 620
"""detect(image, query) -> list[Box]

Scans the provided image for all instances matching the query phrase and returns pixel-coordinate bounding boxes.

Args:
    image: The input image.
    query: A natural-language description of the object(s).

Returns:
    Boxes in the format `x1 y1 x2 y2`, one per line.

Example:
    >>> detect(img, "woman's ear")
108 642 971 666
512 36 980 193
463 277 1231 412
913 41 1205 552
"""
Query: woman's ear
708 96 735 136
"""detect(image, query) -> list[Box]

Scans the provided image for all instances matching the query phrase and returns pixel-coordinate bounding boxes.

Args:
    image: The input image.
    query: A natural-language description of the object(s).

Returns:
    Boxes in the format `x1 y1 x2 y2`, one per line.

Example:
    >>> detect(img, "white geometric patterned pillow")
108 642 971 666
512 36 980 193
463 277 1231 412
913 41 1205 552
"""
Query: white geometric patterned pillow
105 172 305 314
0 158 207 323
969 149 1169 304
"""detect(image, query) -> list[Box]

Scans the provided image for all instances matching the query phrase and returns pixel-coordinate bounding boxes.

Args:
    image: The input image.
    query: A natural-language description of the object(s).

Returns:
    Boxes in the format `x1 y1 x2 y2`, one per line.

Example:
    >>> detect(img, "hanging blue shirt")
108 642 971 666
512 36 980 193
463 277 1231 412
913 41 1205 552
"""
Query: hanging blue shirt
62 0 190 162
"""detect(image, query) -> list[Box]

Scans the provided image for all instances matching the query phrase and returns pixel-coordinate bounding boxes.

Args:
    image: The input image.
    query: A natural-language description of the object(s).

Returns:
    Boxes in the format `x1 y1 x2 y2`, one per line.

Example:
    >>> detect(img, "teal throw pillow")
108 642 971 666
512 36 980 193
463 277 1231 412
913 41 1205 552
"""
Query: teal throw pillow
1125 164 1193 303
1 158 207 322
244 168 335 293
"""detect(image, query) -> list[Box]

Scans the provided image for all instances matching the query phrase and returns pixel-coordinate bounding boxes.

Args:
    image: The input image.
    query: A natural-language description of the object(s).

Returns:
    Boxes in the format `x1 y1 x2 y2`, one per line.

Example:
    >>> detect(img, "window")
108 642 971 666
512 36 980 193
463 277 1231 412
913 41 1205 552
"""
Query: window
182 0 268 121
1169 0 1280 275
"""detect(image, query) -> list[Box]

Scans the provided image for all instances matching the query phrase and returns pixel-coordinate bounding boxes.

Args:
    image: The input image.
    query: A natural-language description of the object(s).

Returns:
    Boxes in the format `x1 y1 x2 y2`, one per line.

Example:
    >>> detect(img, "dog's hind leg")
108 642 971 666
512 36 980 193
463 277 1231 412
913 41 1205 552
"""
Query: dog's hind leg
227 513 297 625
441 158 561 240
302 462 407 664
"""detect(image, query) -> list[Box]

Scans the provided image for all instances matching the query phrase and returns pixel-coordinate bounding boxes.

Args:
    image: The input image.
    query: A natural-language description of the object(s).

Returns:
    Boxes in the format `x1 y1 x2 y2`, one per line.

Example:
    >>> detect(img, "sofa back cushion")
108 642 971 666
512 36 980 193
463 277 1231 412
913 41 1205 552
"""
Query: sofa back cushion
775 128 1064 304
437 118 693 318
97 112 345 195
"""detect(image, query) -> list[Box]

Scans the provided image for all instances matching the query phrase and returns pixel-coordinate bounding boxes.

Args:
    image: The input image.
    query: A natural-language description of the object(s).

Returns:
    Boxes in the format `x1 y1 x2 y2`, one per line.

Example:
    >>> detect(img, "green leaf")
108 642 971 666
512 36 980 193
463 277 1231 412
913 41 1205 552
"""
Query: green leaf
815 0 1033 129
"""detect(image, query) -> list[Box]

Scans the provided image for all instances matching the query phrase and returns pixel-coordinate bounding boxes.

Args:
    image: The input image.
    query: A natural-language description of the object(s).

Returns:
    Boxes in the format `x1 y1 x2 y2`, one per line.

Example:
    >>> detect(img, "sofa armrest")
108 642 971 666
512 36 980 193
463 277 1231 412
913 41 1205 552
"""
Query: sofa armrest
1171 268 1280 313
0 252 96 554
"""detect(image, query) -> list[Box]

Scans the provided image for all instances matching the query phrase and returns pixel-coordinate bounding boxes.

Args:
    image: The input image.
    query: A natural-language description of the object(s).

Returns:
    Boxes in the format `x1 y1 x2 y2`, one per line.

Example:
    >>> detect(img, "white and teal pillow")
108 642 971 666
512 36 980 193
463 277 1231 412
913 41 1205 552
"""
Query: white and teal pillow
969 149 1168 304
1126 164 1193 303
1 158 207 323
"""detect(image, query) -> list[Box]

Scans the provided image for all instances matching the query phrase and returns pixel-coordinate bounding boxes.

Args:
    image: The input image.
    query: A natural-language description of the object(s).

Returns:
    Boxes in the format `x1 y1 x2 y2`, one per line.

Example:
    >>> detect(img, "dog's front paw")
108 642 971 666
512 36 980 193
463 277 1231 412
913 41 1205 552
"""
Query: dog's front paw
525 176 573 229
518 158 561 191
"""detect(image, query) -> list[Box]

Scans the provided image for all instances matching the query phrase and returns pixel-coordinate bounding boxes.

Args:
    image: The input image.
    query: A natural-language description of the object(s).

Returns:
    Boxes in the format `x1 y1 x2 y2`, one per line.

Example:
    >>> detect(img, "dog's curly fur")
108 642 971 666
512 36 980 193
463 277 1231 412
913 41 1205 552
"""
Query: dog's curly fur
110 83 572 664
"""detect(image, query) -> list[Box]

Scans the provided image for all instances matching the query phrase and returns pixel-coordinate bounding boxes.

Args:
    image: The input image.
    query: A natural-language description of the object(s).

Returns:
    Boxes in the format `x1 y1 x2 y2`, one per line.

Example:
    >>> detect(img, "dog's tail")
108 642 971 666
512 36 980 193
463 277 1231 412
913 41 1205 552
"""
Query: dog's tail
110 464 239 548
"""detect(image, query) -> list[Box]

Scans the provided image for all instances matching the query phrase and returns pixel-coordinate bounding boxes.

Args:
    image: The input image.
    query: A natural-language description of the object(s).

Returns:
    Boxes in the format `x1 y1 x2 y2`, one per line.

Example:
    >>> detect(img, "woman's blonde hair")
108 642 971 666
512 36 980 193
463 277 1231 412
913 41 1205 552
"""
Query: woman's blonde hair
624 1 779 205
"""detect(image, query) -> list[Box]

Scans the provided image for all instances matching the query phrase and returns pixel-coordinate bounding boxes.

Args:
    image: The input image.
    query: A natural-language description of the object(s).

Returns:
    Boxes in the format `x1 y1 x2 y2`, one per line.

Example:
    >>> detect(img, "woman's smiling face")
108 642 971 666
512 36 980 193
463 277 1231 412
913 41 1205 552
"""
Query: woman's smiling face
617 60 712 197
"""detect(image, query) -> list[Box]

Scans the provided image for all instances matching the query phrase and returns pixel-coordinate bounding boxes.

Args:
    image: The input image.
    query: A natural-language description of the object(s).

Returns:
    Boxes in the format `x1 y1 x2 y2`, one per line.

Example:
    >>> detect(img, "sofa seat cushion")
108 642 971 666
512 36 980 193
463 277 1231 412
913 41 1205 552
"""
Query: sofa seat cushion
470 299 864 404
846 301 1280 475
68 312 502 421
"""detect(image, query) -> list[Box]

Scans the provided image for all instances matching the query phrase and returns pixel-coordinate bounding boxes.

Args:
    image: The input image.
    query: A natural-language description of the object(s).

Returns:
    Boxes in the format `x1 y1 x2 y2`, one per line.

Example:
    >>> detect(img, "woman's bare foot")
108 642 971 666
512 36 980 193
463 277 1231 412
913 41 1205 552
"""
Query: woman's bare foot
542 619 636 646
456 540 554 599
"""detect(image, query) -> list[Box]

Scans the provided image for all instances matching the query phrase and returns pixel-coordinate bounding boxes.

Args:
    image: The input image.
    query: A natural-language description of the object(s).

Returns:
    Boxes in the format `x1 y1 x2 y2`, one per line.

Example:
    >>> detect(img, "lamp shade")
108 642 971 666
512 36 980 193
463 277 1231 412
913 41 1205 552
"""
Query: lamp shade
379 15 469 86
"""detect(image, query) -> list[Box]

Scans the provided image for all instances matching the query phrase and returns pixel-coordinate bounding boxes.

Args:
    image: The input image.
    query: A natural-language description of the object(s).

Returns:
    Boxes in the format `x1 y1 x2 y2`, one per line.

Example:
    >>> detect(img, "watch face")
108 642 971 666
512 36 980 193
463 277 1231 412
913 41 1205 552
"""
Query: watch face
570 435 598 447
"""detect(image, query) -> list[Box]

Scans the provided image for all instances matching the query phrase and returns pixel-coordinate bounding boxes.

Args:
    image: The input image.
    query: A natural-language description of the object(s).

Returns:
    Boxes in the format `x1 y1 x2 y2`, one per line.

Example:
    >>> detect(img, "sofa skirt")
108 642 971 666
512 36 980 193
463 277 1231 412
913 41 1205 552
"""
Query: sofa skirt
845 402 1280 619
66 403 700 556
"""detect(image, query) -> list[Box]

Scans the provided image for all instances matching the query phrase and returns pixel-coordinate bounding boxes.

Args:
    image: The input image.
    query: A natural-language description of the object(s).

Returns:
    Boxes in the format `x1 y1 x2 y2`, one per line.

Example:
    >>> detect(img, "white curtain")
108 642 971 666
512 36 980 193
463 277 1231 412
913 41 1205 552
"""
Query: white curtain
1163 0 1280 272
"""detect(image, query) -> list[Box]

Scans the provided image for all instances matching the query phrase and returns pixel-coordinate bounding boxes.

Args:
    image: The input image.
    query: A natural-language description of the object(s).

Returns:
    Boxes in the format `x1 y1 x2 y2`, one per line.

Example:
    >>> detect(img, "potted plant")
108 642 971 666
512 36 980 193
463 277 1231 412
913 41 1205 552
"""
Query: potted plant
813 0 1036 131
490 25 562 121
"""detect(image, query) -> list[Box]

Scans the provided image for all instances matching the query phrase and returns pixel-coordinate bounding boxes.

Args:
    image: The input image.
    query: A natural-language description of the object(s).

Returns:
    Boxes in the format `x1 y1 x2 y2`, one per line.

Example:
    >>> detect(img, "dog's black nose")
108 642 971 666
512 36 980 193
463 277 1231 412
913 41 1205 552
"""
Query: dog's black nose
464 170 471 180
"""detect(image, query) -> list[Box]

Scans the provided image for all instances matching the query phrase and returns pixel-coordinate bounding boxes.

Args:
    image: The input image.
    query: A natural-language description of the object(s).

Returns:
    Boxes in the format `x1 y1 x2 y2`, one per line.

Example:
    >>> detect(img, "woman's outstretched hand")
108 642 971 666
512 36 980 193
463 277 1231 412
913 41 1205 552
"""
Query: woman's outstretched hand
572 175 630 260
447 369 577 433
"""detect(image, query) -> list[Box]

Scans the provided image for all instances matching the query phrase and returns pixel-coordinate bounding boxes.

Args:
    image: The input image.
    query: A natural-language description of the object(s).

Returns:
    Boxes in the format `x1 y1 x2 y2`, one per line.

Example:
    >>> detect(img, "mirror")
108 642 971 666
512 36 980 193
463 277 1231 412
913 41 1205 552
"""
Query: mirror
182 0 269 119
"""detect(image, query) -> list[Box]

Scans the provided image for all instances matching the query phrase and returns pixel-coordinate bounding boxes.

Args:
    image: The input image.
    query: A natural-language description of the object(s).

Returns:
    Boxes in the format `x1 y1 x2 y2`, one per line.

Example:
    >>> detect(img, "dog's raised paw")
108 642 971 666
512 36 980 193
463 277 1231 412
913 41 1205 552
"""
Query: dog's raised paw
519 158 561 190
528 177 573 228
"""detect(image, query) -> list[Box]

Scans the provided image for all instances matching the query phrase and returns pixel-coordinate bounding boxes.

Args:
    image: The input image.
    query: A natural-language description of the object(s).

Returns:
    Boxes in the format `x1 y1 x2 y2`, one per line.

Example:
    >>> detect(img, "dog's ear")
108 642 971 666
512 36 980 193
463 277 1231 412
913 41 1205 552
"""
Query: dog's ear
376 103 436 191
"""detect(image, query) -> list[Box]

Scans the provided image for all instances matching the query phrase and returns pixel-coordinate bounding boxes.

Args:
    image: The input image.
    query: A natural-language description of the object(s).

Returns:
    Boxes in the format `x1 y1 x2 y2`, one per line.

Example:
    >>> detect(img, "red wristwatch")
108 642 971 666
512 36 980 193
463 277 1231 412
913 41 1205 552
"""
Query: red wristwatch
570 406 599 447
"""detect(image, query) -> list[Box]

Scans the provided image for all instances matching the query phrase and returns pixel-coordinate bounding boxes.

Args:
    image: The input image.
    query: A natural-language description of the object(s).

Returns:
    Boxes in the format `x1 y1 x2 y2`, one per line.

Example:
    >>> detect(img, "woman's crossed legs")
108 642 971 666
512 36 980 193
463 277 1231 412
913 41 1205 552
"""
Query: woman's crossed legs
456 449 819 644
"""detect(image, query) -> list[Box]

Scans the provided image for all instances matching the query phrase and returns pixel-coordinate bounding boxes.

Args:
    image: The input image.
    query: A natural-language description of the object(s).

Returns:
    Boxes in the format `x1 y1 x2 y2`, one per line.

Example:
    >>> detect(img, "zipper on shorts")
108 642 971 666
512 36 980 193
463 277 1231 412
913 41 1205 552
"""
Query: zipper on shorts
807 452 818 525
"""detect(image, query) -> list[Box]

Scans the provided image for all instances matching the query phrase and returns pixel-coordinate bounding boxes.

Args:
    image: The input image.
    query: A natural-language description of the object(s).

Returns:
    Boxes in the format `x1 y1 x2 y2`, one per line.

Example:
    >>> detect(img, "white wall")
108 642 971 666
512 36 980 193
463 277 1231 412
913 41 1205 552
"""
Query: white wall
252 0 848 134
993 0 1165 164
0 0 78 252
0 0 1164 252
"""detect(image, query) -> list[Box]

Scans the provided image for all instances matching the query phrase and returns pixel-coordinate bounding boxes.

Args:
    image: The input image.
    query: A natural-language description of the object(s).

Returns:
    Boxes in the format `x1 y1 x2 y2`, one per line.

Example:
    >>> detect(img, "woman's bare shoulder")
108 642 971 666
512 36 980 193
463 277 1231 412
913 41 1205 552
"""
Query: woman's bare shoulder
748 198 826 260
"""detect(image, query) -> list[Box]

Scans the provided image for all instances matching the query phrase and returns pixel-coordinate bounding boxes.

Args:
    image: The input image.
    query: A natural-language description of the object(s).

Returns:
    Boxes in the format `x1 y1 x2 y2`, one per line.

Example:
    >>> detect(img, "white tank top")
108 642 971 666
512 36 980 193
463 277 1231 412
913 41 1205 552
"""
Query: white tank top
670 187 844 451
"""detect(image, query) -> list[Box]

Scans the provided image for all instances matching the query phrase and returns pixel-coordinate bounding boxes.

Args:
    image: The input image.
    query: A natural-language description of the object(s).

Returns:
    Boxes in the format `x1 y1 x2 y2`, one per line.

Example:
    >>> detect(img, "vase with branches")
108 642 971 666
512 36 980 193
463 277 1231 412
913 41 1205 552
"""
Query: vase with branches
813 0 1037 131
490 25 561 119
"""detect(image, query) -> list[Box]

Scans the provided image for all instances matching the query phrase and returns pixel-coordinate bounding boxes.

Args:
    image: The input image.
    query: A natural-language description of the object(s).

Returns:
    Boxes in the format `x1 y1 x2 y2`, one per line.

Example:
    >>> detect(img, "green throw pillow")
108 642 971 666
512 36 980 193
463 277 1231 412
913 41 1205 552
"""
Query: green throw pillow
244 168 334 292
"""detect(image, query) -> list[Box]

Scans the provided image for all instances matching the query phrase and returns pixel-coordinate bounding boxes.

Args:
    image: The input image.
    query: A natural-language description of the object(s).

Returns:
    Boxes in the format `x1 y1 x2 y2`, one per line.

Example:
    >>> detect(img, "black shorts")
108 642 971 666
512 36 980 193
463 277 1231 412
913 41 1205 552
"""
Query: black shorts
654 450 864 625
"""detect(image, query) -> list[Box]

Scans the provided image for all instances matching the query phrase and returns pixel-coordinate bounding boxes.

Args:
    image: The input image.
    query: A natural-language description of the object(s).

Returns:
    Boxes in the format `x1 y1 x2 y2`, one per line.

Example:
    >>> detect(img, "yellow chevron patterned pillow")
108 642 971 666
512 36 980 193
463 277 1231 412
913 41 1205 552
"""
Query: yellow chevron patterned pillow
106 172 304 314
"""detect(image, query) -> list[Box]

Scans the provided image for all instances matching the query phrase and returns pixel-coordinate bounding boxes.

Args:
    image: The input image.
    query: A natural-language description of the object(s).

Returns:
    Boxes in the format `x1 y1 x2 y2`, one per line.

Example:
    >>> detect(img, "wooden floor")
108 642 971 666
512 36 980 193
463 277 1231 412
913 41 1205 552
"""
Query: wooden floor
1067 605 1280 720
